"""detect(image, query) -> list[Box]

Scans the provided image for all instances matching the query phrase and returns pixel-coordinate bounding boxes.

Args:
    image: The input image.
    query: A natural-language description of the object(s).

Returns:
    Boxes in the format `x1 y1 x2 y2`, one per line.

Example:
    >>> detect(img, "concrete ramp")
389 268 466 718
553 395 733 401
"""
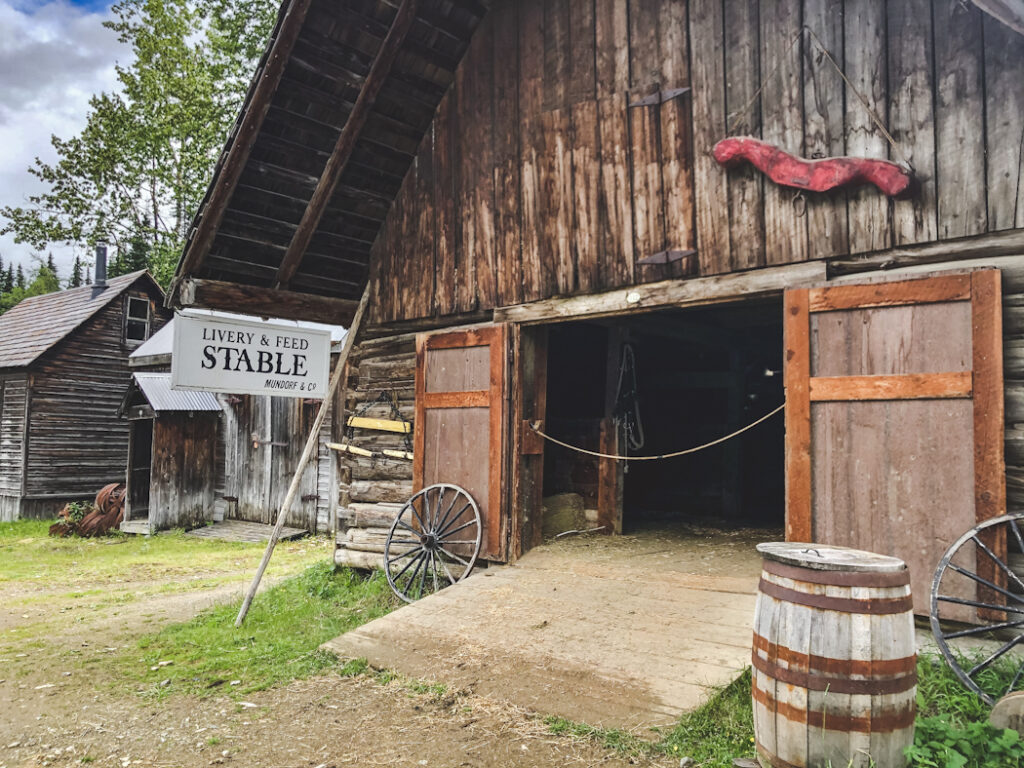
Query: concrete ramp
323 529 766 730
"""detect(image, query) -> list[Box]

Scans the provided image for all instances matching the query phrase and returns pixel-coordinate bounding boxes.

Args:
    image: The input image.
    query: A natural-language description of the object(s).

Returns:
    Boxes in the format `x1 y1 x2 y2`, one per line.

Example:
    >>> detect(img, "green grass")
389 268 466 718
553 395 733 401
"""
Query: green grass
130 561 399 697
0 519 324 593
543 656 1024 768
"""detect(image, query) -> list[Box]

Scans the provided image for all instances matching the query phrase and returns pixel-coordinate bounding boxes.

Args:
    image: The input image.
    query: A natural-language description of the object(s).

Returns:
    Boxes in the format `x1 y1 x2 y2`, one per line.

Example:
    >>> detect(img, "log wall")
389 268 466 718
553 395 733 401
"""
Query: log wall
368 0 1024 326
334 332 416 569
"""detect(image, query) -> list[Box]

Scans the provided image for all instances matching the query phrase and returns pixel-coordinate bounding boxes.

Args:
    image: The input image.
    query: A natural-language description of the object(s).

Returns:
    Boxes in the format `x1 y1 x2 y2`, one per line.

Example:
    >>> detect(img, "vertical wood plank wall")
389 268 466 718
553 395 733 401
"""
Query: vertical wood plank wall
0 374 27 521
368 0 1024 326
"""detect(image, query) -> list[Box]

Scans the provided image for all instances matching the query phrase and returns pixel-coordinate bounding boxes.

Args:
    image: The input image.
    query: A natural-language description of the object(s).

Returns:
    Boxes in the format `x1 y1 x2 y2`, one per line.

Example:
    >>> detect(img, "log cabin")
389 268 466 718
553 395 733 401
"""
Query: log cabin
0 261 169 521
167 0 1024 614
123 313 343 534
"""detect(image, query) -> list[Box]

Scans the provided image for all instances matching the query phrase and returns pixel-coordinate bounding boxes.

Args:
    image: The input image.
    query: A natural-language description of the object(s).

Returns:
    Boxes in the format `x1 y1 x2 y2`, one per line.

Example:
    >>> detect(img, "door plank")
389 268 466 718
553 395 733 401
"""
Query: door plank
784 289 812 541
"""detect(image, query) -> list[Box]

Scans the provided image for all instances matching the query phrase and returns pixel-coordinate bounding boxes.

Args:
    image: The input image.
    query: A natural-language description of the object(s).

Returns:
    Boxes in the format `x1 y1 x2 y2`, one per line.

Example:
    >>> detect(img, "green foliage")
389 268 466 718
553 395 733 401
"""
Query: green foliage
62 501 96 525
0 0 278 289
132 562 398 696
658 667 756 765
906 717 1024 768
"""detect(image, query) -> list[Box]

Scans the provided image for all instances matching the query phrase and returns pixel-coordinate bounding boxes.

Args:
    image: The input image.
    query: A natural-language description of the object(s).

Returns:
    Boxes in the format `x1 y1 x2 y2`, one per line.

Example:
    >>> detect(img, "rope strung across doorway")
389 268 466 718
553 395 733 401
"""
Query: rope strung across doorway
528 403 786 462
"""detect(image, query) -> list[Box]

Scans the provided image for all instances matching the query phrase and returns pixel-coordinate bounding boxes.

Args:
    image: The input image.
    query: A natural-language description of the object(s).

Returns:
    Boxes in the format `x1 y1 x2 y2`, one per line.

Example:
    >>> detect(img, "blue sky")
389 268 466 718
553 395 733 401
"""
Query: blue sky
0 0 127 279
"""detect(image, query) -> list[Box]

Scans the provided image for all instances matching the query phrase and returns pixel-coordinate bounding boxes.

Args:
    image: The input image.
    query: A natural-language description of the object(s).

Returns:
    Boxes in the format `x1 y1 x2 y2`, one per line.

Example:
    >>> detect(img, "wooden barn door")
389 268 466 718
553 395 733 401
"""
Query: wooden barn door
414 326 509 561
784 271 1005 616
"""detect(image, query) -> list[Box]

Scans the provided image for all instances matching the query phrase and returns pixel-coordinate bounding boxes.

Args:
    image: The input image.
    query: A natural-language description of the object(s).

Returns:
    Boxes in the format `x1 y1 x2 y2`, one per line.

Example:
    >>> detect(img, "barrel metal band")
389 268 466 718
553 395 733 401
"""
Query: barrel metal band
752 633 917 682
756 743 803 768
758 578 913 615
762 558 910 588
751 647 917 694
752 681 916 733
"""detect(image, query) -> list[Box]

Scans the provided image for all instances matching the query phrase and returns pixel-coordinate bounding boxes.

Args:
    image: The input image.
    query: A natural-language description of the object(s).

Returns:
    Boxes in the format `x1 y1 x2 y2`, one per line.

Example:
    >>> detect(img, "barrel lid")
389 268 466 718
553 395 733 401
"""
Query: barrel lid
757 542 907 573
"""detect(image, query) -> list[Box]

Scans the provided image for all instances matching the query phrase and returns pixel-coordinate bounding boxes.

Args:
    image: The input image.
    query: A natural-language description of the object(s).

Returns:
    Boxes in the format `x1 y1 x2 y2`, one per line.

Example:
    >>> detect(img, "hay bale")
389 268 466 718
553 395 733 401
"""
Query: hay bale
542 493 587 538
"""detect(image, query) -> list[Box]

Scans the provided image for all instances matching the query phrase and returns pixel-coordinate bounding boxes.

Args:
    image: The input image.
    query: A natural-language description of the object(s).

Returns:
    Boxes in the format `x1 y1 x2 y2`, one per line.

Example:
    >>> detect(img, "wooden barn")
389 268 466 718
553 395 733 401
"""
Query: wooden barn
123 314 342 534
166 0 1024 614
0 264 169 521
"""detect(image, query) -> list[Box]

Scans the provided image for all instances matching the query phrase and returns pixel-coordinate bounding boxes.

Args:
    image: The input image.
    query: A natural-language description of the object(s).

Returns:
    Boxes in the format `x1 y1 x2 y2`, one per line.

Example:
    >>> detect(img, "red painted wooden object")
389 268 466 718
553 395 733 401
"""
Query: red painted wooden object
713 136 911 197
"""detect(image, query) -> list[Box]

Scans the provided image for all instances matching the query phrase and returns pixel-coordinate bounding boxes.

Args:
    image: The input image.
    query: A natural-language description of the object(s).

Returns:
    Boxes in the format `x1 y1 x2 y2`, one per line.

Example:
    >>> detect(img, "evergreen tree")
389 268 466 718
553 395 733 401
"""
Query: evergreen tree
85 268 92 286
69 256 84 288
46 252 57 274
3 264 13 294
15 265 25 290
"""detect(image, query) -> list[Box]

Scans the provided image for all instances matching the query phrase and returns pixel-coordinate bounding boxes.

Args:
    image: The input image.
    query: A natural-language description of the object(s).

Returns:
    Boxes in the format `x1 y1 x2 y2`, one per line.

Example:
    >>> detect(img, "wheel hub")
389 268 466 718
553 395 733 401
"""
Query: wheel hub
420 531 438 550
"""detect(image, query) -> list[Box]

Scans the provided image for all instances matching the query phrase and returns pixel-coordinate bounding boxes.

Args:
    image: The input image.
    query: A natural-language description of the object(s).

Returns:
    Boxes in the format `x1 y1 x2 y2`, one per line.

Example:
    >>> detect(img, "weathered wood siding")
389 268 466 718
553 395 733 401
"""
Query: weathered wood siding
223 393 331 532
0 373 27 521
368 0 1024 325
149 414 218 531
21 283 169 515
335 333 416 569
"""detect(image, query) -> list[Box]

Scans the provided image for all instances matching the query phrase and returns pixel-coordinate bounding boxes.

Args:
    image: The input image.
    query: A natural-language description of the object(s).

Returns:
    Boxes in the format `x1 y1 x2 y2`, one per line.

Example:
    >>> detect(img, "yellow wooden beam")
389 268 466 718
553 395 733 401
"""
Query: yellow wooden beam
327 442 373 457
381 449 414 461
346 416 411 433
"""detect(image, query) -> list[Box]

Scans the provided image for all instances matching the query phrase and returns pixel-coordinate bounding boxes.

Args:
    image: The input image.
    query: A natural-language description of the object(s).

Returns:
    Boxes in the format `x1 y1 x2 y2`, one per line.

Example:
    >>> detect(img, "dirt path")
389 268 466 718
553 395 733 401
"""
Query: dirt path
0 543 672 768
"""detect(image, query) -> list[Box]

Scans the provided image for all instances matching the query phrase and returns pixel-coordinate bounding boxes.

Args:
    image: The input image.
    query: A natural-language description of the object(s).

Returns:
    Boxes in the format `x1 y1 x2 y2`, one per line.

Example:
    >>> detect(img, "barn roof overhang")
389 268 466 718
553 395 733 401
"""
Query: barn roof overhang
167 0 488 324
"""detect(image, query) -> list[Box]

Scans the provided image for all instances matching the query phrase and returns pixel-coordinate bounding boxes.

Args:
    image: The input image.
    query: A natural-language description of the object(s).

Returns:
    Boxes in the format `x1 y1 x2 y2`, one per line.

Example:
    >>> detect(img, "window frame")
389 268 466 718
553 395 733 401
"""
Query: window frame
124 296 151 346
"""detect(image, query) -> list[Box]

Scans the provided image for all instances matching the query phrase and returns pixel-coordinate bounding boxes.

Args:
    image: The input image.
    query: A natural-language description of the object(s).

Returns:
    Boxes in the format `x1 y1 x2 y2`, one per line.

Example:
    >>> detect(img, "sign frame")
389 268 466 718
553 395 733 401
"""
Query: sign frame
171 311 332 399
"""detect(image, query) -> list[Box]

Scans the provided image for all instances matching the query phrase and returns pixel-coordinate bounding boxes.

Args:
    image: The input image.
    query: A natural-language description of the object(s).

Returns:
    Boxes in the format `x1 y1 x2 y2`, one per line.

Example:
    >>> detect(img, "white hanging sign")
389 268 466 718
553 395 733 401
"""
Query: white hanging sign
171 311 331 398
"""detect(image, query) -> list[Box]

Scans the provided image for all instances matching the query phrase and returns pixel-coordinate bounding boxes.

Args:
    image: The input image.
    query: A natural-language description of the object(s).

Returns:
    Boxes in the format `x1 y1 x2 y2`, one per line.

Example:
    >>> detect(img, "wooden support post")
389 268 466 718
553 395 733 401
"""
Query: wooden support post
235 287 370 627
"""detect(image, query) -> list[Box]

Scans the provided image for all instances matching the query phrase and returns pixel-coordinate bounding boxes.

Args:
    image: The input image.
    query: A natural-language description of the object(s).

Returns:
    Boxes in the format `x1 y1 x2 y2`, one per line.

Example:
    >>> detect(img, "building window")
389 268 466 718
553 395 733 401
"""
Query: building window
125 297 150 344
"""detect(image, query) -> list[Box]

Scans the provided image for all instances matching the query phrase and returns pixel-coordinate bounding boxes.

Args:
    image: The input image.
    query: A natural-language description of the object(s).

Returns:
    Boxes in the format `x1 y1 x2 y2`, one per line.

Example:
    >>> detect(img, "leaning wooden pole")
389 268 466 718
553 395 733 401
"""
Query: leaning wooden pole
235 287 370 627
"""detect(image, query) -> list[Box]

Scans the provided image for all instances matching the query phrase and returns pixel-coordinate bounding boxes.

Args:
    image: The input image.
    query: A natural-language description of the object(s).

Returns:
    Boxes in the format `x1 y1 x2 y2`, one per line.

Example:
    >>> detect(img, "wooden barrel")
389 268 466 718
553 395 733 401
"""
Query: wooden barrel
752 543 916 768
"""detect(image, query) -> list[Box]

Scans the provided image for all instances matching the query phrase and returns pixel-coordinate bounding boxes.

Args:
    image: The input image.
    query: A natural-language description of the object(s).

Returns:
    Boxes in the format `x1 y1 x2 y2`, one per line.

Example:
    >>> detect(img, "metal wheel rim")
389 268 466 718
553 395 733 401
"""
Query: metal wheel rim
930 513 1024 706
383 483 481 603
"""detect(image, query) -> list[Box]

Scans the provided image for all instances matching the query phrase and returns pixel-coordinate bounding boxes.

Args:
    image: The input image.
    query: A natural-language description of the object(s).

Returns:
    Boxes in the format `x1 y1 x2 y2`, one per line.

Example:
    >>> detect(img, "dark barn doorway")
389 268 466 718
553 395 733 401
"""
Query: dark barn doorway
541 300 785 534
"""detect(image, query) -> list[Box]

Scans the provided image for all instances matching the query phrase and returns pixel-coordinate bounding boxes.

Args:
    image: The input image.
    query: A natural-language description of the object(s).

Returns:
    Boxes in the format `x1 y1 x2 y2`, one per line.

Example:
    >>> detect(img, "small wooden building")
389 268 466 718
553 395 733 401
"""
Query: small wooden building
118 372 222 532
124 314 341 533
0 270 169 521
167 0 1024 614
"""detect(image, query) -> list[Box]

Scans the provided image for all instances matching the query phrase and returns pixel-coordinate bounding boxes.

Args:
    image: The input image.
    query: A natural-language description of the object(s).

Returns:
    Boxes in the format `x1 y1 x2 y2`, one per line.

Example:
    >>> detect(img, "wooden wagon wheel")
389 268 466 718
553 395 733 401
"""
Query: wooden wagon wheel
930 514 1024 705
383 483 481 603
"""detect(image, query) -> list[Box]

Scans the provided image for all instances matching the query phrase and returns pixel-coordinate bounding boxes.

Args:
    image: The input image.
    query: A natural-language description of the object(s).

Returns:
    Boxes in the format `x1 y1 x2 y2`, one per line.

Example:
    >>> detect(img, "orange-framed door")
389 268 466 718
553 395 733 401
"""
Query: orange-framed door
414 325 509 561
784 270 1006 616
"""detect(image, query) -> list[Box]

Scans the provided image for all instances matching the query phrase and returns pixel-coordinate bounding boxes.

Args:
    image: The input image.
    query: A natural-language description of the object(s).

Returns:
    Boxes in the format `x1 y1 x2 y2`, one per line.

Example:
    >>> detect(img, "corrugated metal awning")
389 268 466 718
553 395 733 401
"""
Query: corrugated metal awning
133 373 221 413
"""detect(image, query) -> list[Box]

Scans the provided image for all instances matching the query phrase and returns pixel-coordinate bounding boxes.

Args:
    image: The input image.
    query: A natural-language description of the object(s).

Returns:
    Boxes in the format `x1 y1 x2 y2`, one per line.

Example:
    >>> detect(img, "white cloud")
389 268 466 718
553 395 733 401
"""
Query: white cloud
0 0 129 280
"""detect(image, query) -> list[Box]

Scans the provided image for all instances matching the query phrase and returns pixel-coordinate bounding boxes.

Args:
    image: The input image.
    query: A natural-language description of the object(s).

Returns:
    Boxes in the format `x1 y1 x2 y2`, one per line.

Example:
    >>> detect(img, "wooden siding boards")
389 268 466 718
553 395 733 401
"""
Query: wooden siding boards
22 284 169 504
0 374 27 496
363 0 1022 326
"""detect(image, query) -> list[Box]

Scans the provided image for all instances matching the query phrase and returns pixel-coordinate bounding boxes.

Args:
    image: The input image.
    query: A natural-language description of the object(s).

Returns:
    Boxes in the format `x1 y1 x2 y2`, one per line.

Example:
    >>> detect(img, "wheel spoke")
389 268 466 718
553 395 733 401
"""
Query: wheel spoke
397 519 420 535
391 548 426 582
387 547 420 565
438 519 477 539
416 552 429 598
388 538 422 546
403 551 428 597
436 539 478 546
938 594 1024 616
948 563 1024 606
429 550 439 593
972 534 1024 593
944 618 1024 639
1010 518 1024 558
967 634 1024 677
435 552 458 585
437 503 473 537
433 487 460 535
1007 660 1024 696
408 497 428 532
438 545 471 568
